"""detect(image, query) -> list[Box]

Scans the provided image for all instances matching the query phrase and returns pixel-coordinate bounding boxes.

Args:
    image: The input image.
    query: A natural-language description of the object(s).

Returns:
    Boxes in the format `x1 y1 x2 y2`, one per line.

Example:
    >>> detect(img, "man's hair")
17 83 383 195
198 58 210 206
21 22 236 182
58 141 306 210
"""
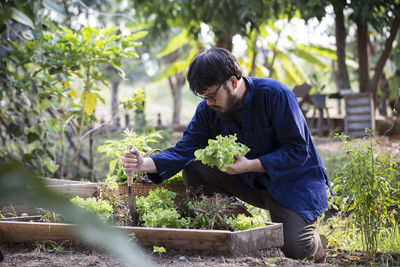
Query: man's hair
186 47 242 96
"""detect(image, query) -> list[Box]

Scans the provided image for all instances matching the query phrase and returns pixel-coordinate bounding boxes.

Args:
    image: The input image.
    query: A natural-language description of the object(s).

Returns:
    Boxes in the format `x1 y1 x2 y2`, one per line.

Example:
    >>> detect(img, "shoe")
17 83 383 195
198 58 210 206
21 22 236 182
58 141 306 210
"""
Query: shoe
312 235 326 264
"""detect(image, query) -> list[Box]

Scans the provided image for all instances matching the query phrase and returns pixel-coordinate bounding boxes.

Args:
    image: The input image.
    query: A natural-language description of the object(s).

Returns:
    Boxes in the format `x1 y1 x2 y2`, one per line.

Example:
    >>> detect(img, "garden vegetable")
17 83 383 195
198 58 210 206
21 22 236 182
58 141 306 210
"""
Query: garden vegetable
194 134 250 171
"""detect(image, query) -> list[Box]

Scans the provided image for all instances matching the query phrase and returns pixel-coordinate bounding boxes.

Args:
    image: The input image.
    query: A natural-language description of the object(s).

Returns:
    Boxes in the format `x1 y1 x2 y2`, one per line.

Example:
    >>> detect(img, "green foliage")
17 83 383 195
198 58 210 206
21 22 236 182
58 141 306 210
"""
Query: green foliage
378 214 400 253
227 214 266 231
135 187 265 231
142 208 190 228
161 171 184 185
152 246 166 254
120 89 146 111
34 240 73 254
97 185 130 226
185 194 239 230
136 188 189 228
70 196 113 223
136 188 177 217
97 128 162 182
194 134 250 171
333 134 400 256
0 19 147 179
0 160 153 266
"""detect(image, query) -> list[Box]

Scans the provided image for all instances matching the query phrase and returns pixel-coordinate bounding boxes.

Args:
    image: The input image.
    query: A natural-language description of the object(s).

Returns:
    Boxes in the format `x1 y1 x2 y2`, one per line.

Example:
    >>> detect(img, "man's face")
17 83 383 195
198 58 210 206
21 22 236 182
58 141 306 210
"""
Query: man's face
202 81 240 119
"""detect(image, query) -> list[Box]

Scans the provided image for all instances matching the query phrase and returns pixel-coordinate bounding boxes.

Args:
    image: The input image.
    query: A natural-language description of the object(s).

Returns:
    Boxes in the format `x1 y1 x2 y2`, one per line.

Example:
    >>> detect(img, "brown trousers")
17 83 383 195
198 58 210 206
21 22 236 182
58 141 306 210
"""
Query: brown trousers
182 161 322 260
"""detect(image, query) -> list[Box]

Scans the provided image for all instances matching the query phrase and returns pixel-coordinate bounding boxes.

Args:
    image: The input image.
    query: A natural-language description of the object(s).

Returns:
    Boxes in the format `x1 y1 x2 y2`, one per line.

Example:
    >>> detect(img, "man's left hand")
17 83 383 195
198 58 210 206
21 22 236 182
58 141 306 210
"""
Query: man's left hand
224 156 265 175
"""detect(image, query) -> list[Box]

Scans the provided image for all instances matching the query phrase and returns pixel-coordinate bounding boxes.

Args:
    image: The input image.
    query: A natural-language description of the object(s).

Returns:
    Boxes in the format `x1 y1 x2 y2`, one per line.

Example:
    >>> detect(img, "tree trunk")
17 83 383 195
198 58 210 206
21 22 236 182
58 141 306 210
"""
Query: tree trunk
168 74 185 126
371 16 400 100
356 16 371 93
333 1 351 90
111 80 121 128
249 31 259 77
216 28 233 51
89 123 95 181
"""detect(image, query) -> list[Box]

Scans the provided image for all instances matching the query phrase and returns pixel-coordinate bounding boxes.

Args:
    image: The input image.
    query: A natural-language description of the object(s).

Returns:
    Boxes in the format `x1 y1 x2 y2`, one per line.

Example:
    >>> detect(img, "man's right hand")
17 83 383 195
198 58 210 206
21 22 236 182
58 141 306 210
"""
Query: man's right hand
121 146 144 173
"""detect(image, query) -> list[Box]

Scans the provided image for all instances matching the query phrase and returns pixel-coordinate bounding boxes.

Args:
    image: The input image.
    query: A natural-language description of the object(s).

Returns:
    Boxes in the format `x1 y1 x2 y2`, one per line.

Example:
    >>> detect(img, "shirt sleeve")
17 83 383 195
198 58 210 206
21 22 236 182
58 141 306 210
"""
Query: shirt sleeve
258 84 310 182
147 102 211 183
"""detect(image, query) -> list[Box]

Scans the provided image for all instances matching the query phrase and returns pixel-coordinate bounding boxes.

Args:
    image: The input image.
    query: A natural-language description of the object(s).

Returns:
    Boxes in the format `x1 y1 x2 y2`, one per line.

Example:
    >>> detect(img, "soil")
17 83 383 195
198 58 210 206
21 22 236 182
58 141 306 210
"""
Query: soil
1 136 399 266
1 243 400 266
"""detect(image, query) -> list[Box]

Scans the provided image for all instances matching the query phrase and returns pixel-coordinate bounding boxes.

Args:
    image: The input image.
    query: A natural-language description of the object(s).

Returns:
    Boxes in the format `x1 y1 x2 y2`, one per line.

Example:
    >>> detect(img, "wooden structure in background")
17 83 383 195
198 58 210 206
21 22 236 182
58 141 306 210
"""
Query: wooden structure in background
344 93 375 137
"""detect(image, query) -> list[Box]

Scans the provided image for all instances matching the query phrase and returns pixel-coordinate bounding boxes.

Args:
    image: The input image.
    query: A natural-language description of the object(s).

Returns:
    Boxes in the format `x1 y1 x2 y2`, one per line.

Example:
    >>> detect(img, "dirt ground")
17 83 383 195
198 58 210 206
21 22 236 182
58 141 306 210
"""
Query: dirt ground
1 243 400 267
1 136 399 267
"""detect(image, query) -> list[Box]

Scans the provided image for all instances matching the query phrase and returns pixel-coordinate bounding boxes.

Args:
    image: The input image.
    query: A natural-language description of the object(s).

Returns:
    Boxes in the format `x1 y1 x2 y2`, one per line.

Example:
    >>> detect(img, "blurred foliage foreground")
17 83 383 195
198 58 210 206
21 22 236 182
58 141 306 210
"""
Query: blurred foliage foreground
0 160 155 267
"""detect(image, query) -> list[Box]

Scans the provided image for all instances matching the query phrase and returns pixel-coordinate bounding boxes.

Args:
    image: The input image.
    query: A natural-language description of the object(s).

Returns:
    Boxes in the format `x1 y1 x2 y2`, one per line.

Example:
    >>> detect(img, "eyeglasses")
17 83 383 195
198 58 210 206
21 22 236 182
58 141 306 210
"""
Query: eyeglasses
199 82 224 102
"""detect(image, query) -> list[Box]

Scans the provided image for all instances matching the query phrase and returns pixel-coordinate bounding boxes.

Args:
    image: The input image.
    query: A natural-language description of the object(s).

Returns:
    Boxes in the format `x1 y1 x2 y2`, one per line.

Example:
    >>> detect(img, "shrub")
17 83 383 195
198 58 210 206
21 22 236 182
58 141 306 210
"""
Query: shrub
333 134 400 256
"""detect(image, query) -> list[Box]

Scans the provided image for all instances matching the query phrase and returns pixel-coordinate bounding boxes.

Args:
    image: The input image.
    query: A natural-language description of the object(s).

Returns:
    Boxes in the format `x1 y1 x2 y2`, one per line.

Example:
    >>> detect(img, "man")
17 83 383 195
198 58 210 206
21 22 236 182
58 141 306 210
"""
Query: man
121 47 331 263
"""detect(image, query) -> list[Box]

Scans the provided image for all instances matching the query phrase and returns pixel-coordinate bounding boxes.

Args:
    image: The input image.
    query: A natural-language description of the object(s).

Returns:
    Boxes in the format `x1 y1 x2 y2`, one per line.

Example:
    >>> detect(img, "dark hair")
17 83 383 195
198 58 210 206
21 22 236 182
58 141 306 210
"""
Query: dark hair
186 47 242 96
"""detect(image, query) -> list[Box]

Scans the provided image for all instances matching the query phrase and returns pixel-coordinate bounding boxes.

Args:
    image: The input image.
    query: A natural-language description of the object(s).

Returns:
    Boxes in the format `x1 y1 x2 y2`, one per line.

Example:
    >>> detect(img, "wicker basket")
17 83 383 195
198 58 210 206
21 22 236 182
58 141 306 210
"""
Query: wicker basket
118 183 187 197
119 148 187 197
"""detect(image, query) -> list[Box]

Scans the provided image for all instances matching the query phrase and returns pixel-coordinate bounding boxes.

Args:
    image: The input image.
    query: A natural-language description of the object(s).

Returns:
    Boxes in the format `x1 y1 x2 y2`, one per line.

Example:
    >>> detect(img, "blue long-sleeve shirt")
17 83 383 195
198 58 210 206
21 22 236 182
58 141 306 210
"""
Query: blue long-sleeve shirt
148 77 332 223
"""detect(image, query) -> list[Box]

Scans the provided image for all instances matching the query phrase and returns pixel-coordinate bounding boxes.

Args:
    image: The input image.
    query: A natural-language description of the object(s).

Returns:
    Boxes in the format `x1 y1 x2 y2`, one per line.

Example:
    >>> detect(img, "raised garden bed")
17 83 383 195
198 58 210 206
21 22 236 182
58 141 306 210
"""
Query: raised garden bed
0 220 283 255
0 178 284 256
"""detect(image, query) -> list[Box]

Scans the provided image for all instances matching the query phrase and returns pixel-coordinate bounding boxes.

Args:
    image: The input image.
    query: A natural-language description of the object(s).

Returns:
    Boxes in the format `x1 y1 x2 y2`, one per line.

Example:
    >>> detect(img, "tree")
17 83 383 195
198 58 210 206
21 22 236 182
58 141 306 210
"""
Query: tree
131 0 293 51
349 0 400 100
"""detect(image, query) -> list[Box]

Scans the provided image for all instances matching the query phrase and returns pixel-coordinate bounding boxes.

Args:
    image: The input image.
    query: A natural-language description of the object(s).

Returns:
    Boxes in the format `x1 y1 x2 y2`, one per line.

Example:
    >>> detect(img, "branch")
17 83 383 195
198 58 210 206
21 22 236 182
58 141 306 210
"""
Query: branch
81 108 120 140
371 16 400 92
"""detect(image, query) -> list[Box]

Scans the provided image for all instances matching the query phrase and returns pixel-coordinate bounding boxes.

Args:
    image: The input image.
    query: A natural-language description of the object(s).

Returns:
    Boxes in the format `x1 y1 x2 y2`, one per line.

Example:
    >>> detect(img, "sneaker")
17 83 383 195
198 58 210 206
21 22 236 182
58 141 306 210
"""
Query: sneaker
312 235 327 264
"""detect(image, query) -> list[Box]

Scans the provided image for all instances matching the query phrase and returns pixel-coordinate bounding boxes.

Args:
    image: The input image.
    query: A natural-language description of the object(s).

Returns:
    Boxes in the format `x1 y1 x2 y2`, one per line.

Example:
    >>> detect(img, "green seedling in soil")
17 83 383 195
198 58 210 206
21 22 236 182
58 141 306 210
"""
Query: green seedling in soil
152 246 166 254
34 240 73 254
38 209 62 223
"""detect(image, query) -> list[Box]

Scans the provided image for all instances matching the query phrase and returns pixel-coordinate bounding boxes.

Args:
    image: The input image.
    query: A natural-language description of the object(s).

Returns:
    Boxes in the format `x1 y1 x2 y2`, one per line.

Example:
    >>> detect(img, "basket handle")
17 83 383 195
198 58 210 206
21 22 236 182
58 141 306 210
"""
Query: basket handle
135 148 161 183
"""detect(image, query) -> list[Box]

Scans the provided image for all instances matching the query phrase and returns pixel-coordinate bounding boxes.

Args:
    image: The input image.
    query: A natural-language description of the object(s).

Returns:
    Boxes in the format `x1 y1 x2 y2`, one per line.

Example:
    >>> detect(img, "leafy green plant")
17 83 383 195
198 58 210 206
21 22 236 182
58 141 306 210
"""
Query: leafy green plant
142 208 190 228
97 128 162 183
227 214 265 231
136 188 177 217
161 171 184 185
333 133 400 256
97 185 130 226
194 134 250 171
70 196 113 223
185 194 239 230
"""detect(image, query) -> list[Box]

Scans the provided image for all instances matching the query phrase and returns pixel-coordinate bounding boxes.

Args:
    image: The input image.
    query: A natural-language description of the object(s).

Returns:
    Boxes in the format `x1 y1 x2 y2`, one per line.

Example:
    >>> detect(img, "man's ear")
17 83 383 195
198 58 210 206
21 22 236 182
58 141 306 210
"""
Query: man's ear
231 76 238 89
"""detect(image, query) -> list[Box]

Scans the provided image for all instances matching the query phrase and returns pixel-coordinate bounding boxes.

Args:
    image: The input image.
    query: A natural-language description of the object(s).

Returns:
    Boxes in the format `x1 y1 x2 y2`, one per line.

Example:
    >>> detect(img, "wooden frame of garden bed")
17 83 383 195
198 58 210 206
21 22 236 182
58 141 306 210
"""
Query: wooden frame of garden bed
0 220 283 256
0 178 284 255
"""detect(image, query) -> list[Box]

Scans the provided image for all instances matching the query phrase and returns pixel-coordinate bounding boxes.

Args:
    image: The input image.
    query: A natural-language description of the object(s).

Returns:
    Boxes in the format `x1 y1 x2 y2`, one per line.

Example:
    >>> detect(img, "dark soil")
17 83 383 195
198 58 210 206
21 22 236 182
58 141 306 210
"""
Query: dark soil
1 243 399 266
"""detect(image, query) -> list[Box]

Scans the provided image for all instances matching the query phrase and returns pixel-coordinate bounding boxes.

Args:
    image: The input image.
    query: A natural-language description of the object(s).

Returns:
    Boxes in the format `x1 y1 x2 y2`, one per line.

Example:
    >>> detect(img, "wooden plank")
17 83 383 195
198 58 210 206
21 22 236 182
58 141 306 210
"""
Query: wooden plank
347 122 372 130
46 183 102 198
121 227 233 254
42 178 94 185
1 182 103 215
346 98 371 106
231 223 283 256
0 215 42 222
346 115 373 122
344 93 374 137
0 221 283 255
346 106 371 114
0 221 81 243
347 130 367 137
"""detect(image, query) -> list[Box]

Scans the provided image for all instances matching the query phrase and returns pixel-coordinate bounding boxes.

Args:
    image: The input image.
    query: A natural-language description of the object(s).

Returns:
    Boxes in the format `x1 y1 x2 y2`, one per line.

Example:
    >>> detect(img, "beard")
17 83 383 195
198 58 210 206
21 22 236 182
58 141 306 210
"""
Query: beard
210 86 241 119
